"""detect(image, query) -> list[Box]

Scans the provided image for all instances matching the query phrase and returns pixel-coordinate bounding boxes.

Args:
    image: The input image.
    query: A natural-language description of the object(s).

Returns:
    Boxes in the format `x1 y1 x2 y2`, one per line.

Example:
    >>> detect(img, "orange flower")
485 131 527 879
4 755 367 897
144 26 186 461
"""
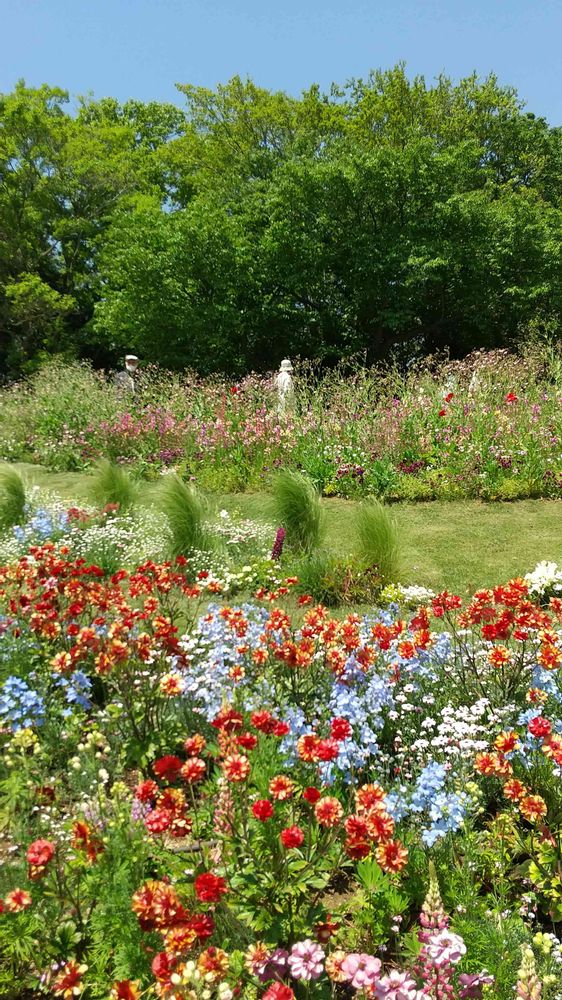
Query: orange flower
269 775 296 800
297 734 322 762
488 646 511 668
180 758 206 783
197 946 229 982
4 888 32 912
503 779 527 801
159 672 184 696
53 960 87 998
325 949 348 982
355 783 386 812
164 923 197 956
519 795 548 823
494 731 519 753
314 796 344 827
365 808 395 844
375 840 408 873
110 982 141 1000
222 753 250 782
184 733 206 756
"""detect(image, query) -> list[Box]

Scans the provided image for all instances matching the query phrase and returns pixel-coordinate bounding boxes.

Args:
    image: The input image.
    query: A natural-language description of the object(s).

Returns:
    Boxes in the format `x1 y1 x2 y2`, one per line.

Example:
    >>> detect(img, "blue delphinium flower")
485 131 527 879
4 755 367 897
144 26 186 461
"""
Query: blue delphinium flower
0 675 45 730
397 759 467 845
52 670 92 712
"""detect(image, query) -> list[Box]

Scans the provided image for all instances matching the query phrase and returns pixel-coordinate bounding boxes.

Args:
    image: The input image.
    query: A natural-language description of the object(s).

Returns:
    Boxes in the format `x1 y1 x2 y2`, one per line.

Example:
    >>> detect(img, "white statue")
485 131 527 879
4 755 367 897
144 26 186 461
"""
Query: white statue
115 354 139 397
276 359 295 415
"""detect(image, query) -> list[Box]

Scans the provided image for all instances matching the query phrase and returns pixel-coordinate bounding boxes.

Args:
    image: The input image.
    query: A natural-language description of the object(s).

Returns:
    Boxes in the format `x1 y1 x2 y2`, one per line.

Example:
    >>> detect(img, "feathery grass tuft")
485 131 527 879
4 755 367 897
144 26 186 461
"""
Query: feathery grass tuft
89 460 139 512
158 475 213 557
356 499 401 584
272 470 325 553
0 467 26 529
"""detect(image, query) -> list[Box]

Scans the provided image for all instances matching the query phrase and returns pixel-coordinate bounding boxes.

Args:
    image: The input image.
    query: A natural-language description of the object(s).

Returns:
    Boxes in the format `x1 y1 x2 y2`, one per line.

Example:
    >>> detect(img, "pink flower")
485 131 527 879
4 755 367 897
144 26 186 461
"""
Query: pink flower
341 953 382 989
288 940 325 981
425 929 466 967
378 970 424 999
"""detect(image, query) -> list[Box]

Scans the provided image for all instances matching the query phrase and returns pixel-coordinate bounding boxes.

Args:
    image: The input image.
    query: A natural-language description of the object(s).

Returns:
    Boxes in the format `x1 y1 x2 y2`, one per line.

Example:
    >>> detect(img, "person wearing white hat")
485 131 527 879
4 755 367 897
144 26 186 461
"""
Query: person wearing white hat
276 358 295 415
115 354 139 397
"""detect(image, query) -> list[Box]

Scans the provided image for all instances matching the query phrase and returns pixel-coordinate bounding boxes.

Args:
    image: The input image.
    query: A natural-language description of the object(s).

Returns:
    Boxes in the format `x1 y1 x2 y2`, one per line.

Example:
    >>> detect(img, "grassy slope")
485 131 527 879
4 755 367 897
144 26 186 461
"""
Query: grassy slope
6 462 562 595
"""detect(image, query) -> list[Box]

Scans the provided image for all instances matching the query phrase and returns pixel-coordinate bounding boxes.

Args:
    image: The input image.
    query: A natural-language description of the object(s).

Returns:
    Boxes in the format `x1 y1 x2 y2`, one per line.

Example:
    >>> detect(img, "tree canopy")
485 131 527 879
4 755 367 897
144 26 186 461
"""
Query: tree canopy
1 66 562 374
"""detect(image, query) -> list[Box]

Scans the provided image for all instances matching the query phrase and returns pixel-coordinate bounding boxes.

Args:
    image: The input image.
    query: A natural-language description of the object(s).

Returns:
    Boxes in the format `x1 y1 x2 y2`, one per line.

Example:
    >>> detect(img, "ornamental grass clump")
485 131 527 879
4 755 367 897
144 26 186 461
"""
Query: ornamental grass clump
158 474 214 558
272 470 325 554
0 467 26 530
356 499 401 585
88 459 139 512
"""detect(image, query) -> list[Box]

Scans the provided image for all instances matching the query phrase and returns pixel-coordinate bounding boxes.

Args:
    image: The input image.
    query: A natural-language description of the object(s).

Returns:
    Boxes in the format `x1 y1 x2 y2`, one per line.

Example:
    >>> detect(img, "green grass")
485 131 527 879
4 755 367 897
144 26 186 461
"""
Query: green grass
4 462 562 595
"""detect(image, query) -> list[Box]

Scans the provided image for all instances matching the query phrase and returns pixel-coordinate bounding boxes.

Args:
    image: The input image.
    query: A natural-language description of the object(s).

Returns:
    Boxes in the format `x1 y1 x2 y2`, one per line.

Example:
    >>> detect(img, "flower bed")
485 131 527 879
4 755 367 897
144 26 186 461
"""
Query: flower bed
3 350 562 500
2 522 562 996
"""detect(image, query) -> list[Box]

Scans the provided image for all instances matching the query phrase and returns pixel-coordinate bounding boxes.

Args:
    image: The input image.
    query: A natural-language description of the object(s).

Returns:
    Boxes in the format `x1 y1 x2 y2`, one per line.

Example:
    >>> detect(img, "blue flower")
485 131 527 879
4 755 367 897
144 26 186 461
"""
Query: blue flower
0 675 45 731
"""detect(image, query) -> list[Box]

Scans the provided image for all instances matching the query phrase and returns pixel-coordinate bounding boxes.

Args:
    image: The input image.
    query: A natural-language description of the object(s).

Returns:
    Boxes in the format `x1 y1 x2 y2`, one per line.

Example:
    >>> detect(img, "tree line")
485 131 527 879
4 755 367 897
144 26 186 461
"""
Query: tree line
1 65 562 376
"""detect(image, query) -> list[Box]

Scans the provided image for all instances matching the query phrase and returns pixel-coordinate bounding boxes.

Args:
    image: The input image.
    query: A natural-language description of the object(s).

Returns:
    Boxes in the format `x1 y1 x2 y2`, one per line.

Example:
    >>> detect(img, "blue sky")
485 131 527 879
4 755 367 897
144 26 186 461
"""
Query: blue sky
1 0 561 125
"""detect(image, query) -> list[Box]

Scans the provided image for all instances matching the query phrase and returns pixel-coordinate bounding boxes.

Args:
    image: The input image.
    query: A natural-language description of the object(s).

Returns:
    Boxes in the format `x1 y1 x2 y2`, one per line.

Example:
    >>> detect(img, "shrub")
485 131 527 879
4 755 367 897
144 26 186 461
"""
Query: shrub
88 460 139 512
0 467 26 530
158 474 213 557
356 499 401 584
272 470 325 553
296 551 382 606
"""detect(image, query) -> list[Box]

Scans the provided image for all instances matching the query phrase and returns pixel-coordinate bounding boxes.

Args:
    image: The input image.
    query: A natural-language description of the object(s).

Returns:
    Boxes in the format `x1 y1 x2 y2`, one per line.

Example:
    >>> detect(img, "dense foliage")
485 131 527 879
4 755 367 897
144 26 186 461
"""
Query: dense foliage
2 67 562 374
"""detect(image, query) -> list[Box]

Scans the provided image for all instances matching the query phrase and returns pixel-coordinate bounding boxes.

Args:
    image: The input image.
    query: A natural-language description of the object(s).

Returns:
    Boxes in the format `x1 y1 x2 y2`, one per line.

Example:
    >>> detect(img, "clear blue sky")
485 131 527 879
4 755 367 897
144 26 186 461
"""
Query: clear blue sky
1 0 561 125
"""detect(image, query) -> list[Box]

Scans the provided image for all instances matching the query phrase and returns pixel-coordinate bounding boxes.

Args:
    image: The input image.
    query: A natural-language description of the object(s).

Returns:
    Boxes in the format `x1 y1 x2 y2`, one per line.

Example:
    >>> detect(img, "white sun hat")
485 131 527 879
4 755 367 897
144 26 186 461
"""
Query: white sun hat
280 359 293 371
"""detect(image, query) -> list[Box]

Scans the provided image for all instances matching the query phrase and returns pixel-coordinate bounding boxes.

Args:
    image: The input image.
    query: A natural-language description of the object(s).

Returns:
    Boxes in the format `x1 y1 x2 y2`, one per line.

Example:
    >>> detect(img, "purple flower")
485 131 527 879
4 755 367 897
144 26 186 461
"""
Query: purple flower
288 940 325 981
458 972 494 998
258 948 290 982
271 527 286 561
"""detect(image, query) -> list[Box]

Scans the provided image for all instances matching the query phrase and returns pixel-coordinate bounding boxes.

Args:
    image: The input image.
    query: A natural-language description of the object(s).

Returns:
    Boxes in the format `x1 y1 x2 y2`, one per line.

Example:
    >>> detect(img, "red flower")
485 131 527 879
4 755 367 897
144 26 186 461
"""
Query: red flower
252 799 274 821
194 872 228 903
251 710 276 733
212 707 243 732
316 738 340 762
153 755 183 781
330 717 352 741
262 986 296 1000
134 779 158 802
272 720 290 737
152 951 176 982
110 981 141 1000
505 392 518 404
528 716 552 739
189 912 215 939
26 838 55 869
230 385 239 394
280 825 304 849
303 786 321 804
145 808 172 834
237 731 258 750
438 408 447 417
444 392 454 403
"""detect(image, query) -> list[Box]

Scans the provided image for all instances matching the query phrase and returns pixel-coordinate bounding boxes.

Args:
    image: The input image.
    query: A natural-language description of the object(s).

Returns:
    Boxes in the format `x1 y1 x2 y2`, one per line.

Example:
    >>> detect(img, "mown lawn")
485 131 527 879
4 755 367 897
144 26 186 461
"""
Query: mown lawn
6 461 562 595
